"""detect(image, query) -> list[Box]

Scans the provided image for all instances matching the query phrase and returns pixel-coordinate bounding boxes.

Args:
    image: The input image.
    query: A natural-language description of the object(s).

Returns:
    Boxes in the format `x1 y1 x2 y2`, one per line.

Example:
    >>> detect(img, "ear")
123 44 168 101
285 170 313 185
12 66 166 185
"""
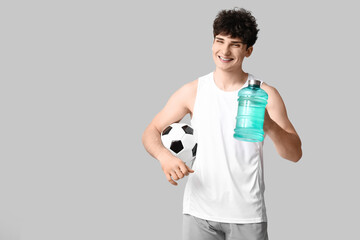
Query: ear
245 46 253 57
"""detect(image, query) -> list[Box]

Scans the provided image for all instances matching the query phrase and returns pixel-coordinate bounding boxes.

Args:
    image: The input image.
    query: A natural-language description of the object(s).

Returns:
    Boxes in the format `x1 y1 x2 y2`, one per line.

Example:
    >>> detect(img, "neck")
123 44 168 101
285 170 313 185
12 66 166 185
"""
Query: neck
213 68 248 91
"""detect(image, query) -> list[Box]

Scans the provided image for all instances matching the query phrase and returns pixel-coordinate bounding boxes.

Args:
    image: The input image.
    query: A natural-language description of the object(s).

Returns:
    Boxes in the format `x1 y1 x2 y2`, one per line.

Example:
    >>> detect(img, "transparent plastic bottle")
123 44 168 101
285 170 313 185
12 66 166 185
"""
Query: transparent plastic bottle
234 79 268 142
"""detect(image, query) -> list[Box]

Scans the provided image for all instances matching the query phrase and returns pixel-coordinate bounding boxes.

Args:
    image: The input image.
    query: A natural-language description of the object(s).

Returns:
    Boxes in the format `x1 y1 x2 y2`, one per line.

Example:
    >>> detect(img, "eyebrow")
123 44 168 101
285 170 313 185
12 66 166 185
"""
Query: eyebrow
215 37 243 44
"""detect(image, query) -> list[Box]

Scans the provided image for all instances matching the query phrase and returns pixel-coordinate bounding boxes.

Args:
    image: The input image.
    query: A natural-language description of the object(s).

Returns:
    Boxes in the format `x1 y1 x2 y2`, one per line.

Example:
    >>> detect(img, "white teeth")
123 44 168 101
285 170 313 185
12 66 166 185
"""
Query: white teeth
219 56 232 61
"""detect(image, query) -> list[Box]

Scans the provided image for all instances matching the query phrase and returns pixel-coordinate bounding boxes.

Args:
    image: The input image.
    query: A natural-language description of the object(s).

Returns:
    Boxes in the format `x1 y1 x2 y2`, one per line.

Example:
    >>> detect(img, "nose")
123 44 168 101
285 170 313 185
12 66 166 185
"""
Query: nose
221 44 231 56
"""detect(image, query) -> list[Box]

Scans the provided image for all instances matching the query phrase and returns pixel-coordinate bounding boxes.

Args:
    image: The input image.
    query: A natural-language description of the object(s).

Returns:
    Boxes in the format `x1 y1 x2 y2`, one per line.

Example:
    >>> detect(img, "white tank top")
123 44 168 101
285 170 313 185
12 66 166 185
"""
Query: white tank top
183 72 267 223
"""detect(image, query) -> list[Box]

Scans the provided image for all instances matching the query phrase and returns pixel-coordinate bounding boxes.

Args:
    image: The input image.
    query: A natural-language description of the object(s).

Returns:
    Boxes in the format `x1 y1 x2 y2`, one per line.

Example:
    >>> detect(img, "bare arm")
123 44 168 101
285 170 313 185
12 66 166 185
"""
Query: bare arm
262 83 302 162
142 80 197 185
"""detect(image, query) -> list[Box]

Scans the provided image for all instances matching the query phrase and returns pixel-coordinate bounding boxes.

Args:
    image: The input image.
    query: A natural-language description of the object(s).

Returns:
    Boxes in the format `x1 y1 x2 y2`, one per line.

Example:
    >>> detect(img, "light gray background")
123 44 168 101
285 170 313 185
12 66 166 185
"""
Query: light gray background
1 0 359 239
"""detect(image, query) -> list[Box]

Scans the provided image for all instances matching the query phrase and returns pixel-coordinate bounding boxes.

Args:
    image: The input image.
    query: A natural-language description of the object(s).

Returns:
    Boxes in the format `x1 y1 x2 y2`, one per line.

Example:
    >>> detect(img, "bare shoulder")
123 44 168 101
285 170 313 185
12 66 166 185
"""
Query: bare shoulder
150 79 198 133
167 79 198 103
261 82 280 102
261 82 285 109
261 82 288 112
177 79 198 113
261 82 297 134
180 79 198 96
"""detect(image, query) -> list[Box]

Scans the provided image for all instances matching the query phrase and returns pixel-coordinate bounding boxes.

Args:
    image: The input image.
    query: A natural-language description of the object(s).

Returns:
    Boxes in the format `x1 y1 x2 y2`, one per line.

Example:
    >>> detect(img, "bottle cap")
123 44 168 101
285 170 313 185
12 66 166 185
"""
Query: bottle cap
249 79 261 86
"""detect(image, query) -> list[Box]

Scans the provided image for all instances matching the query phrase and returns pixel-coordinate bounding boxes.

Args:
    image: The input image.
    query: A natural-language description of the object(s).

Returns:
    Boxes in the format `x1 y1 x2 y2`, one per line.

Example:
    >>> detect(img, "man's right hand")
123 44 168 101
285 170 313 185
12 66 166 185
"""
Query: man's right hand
158 153 194 186
141 80 198 186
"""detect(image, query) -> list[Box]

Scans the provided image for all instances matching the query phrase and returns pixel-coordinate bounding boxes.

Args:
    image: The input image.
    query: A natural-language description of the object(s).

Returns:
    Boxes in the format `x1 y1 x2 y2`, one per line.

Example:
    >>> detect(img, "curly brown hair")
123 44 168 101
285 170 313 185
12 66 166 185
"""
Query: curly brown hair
213 8 259 49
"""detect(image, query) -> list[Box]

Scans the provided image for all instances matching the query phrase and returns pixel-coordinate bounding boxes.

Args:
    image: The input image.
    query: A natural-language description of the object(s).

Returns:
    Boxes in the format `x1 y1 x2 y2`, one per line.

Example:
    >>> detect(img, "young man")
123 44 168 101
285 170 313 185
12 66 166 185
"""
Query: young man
142 8 302 240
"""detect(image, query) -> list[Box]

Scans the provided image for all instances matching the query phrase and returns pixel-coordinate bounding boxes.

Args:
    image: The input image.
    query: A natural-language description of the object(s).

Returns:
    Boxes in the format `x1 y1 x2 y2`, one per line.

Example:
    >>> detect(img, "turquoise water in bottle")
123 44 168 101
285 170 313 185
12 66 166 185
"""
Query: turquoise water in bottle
234 79 268 142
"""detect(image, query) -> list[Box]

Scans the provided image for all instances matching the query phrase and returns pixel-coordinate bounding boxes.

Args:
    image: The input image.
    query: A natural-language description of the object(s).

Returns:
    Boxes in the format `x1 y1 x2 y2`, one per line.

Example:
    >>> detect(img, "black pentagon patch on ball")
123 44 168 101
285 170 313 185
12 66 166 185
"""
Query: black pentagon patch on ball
170 140 184 154
192 143 197 157
162 126 172 135
182 125 193 135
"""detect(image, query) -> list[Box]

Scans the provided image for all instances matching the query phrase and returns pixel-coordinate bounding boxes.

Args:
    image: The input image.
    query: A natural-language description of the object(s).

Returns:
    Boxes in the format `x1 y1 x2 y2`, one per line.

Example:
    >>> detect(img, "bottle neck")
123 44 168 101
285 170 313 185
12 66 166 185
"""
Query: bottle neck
248 84 260 89
248 79 261 88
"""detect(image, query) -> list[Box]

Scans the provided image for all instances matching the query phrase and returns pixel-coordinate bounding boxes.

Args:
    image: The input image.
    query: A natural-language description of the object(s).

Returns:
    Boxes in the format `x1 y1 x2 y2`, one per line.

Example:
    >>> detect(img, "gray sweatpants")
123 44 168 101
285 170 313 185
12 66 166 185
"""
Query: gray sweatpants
182 214 269 240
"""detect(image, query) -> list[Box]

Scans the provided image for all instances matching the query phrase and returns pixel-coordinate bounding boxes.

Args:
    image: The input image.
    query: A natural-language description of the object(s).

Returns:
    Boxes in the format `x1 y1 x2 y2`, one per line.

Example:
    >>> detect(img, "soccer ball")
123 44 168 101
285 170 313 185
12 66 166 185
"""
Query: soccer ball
161 123 197 168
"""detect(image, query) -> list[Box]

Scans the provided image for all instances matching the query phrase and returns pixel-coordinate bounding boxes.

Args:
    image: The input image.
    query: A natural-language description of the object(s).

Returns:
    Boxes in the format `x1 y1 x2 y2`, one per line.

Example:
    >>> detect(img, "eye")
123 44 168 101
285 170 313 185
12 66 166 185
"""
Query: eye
233 44 241 47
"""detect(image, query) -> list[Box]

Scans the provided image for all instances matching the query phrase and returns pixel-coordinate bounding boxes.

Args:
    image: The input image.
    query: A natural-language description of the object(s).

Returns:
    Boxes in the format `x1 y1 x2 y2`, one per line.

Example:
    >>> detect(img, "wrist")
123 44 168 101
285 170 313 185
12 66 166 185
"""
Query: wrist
157 148 173 164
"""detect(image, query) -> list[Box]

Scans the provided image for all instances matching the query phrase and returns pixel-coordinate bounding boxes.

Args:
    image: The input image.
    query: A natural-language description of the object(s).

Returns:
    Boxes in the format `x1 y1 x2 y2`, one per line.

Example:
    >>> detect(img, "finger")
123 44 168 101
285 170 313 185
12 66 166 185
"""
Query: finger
179 164 189 176
175 168 184 179
186 165 195 173
166 173 178 186
170 171 180 181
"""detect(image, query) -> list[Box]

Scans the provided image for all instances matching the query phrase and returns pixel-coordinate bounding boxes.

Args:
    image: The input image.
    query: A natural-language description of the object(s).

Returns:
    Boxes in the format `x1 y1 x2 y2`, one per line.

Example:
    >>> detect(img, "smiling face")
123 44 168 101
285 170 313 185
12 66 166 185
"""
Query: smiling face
212 34 253 72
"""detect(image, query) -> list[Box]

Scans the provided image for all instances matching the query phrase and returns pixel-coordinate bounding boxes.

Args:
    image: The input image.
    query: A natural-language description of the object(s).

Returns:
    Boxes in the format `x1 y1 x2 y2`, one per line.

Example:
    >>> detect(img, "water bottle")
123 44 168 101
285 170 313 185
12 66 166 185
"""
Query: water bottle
234 79 268 142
